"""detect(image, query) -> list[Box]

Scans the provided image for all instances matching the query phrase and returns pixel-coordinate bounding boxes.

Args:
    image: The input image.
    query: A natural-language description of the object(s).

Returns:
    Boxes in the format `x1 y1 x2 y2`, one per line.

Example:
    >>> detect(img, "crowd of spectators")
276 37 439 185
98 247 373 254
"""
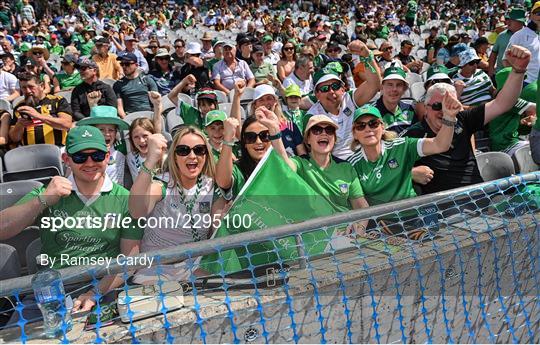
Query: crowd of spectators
0 0 539 321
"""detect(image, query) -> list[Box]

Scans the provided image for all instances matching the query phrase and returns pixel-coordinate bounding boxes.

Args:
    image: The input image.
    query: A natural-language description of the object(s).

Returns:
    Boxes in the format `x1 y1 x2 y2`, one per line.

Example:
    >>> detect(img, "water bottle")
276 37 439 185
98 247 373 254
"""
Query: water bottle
31 257 73 338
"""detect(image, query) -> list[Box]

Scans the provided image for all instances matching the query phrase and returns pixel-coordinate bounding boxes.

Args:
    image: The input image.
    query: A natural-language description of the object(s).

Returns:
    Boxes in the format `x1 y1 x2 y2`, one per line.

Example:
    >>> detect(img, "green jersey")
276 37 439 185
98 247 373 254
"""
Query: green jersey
16 176 143 269
50 44 65 56
292 155 364 212
221 163 246 201
284 108 307 134
80 40 95 57
250 62 276 83
491 67 536 151
348 137 424 206
177 100 204 129
55 70 83 90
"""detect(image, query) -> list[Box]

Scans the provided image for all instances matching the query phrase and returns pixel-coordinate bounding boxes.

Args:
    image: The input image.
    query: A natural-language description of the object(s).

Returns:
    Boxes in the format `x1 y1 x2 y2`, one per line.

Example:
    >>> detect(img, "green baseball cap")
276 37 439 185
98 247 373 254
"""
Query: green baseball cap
77 105 129 131
382 66 408 84
284 84 302 98
425 64 451 84
353 105 382 122
436 34 449 45
66 125 108 155
313 65 342 87
204 110 227 127
262 35 274 44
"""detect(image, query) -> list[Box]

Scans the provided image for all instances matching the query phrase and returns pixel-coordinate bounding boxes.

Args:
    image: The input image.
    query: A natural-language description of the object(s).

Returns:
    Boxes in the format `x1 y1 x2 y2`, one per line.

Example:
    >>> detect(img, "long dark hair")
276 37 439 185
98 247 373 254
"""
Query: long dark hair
237 116 263 181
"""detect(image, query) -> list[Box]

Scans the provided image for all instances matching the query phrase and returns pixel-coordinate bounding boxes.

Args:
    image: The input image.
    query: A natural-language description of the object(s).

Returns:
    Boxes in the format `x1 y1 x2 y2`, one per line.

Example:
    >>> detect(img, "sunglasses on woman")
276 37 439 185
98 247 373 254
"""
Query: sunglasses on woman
310 125 336 135
174 144 208 156
354 119 382 131
70 151 107 164
244 130 270 144
317 81 343 93
283 47 294 52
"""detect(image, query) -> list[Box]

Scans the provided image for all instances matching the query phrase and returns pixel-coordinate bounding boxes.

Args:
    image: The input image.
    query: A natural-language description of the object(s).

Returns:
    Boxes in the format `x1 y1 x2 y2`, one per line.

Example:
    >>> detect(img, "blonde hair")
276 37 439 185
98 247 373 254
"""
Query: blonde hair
350 129 398 151
166 126 216 188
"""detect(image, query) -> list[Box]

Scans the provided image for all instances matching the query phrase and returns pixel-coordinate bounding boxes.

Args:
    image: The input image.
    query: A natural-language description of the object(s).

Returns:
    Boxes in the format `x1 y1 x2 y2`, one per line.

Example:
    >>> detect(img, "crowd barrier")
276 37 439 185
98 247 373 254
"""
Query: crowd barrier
0 173 539 344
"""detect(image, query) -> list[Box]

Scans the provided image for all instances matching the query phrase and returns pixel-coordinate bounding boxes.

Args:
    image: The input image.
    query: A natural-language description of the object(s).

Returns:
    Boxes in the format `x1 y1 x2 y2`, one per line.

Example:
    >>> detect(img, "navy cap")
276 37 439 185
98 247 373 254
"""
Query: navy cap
116 52 138 63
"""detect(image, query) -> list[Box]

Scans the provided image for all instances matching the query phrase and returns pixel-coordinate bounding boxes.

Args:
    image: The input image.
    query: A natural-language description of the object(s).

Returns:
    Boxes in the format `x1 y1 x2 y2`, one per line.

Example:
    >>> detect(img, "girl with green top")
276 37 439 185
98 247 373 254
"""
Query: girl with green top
347 95 459 239
257 107 369 213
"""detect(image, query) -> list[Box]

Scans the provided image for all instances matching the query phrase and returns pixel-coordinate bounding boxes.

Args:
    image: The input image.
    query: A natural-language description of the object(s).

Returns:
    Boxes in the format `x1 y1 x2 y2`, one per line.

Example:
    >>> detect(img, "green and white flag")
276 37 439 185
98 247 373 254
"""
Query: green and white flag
200 148 341 274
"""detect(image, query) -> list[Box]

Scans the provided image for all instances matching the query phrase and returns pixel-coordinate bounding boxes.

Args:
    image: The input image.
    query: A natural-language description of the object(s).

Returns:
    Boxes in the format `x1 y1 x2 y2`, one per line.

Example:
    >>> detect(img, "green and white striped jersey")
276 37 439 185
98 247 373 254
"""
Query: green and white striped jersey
453 70 494 106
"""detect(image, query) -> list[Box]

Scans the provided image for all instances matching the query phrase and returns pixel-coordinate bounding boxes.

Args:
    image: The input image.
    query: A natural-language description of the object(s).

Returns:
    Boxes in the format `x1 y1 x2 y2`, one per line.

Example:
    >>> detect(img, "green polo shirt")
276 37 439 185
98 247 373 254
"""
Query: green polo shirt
348 137 423 206
177 100 204 129
250 62 276 83
490 67 536 151
16 177 143 269
492 30 513 72
80 40 95 57
292 155 364 212
55 70 83 90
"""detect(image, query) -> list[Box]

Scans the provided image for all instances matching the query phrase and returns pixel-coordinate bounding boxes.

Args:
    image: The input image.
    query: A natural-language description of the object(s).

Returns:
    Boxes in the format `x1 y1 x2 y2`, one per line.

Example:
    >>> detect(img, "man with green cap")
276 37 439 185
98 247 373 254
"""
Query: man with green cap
77 105 130 185
504 4 540 85
372 65 418 135
488 7 526 77
261 35 280 67
0 125 143 315
305 39 381 160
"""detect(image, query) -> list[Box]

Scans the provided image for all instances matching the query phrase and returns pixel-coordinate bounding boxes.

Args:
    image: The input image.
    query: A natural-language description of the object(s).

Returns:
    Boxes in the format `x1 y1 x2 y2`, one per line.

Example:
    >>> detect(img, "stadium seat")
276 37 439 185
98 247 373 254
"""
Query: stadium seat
102 78 116 87
476 152 515 181
123 111 156 125
0 180 43 211
177 93 193 106
0 99 11 111
513 145 540 174
2 144 63 183
0 244 21 280
415 49 427 61
410 82 426 101
229 87 255 105
213 90 230 104
25 238 41 275
161 95 177 113
406 73 423 85
166 108 183 133
11 95 24 107
56 90 72 103
218 102 246 119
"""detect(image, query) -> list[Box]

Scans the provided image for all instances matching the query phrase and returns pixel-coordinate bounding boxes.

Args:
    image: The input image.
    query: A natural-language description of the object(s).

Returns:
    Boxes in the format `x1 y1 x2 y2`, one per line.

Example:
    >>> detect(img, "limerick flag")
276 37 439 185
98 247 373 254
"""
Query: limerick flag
200 148 341 274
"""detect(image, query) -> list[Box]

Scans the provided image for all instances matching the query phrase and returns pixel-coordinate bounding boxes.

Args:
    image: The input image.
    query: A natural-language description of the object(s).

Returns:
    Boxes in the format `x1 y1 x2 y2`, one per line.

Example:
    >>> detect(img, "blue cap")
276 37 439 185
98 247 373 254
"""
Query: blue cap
450 43 468 57
116 52 138 63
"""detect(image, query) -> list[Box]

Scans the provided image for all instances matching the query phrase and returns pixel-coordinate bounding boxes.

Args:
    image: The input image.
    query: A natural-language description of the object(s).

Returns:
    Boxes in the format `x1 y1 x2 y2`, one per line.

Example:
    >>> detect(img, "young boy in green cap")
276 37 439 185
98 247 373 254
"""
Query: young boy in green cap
282 84 308 133
77 105 130 185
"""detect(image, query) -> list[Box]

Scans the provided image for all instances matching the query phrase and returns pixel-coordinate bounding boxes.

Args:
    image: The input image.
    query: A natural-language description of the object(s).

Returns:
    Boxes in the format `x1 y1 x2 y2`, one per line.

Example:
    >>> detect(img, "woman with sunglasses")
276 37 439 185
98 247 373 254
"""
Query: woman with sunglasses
215 116 272 199
277 41 296 82
256 107 369 213
129 126 225 282
348 99 459 207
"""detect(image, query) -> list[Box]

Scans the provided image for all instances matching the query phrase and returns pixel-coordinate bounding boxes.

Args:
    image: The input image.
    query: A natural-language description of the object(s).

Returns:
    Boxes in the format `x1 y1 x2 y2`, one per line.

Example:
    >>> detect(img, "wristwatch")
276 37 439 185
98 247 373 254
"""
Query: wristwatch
441 116 457 127
37 194 49 208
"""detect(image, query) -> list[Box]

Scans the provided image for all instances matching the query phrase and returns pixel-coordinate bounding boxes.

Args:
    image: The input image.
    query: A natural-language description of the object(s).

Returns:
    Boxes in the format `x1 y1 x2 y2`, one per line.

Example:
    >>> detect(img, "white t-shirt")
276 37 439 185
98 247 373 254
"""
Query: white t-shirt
0 71 18 100
106 146 125 185
505 26 540 84
283 73 314 96
126 151 145 181
307 90 358 160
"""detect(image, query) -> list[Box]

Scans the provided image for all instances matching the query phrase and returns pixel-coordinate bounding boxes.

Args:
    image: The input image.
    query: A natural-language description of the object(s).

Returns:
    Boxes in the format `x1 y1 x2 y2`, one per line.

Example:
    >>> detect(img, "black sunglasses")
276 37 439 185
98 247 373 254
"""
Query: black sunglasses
174 144 208 156
175 45 184 48
244 130 270 144
467 60 480 66
317 81 343 93
70 151 107 164
120 62 135 66
310 125 336 135
283 47 294 51
428 102 443 111
354 119 382 131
